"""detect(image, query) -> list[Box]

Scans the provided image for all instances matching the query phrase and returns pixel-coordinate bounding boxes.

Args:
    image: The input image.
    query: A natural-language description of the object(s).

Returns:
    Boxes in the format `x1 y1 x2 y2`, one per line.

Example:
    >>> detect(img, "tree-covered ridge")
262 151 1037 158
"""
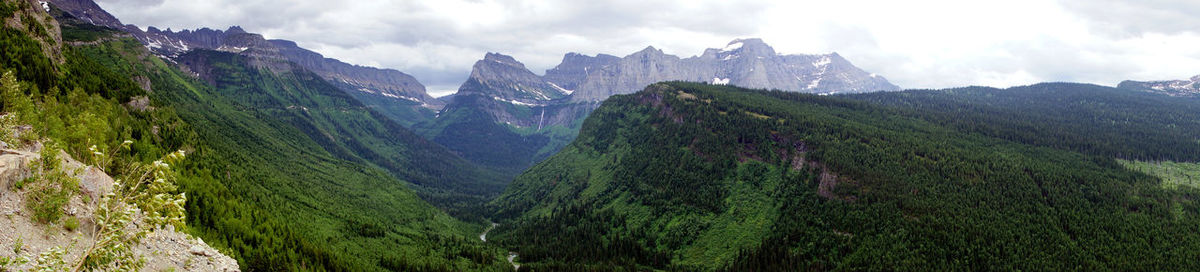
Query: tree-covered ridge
846 83 1200 162
491 82 1200 271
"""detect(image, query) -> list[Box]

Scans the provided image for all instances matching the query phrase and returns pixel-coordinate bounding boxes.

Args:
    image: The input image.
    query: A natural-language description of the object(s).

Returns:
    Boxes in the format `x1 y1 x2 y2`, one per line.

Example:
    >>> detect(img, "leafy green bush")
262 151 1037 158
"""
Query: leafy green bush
62 216 79 232
78 148 186 271
25 146 79 224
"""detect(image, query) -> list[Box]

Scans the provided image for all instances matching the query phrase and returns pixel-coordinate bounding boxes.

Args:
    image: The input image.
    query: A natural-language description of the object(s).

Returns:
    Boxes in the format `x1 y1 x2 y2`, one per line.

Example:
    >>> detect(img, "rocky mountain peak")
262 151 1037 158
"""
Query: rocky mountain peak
558 52 620 65
45 0 124 29
543 53 620 91
464 53 566 101
725 38 773 54
226 25 246 34
631 46 666 58
482 52 527 70
704 38 776 59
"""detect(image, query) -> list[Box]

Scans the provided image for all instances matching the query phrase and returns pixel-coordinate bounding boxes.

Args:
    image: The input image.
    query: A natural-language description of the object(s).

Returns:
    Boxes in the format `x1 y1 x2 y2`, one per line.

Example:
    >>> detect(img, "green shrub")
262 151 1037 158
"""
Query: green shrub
63 216 79 232
25 146 79 224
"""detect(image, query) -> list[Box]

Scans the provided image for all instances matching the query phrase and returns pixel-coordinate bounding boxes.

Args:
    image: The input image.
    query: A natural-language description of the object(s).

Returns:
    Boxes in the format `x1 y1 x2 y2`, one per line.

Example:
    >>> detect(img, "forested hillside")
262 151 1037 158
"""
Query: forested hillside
79 38 506 271
170 49 508 218
489 82 1200 271
415 92 592 174
846 83 1200 161
1 2 510 270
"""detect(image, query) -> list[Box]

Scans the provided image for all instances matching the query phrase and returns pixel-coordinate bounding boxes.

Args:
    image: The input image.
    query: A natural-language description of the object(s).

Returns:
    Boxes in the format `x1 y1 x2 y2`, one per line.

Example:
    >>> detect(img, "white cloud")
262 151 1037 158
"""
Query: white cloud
94 0 1200 90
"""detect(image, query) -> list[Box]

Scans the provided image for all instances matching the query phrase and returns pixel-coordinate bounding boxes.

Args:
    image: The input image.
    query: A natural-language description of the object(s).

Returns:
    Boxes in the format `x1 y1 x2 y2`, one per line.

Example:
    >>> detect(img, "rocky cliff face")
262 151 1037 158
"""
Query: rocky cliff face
548 38 899 101
6 0 65 64
268 40 438 107
1118 75 1200 97
542 52 620 92
37 0 122 30
46 0 441 111
459 53 567 103
441 52 586 129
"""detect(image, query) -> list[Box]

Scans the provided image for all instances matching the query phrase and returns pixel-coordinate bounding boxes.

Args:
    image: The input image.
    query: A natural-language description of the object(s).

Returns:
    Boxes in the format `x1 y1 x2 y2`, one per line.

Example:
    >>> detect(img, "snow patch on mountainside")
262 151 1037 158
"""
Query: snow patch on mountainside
722 41 744 52
1119 74 1200 97
493 96 543 107
712 77 730 85
216 46 248 53
548 82 574 95
807 78 822 89
813 56 832 67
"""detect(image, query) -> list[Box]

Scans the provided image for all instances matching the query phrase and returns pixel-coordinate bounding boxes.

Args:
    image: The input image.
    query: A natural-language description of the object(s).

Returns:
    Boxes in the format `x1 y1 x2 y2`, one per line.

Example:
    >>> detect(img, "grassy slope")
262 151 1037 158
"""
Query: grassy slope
332 79 439 128
1121 160 1200 190
491 82 1200 271
74 37 508 271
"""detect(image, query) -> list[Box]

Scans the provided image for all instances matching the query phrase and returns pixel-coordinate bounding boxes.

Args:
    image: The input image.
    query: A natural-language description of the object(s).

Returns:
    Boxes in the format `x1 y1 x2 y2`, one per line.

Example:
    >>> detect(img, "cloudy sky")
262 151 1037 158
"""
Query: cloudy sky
95 0 1200 97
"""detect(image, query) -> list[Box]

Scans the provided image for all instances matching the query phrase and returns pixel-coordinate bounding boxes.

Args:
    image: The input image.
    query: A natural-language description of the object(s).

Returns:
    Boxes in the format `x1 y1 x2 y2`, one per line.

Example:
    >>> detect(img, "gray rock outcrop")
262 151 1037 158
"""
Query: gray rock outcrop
1118 74 1200 97
0 144 240 272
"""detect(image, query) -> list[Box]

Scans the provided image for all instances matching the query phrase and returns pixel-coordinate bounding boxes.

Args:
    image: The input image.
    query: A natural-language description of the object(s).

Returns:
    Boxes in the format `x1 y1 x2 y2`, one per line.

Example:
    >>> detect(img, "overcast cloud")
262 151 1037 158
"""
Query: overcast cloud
95 0 1200 96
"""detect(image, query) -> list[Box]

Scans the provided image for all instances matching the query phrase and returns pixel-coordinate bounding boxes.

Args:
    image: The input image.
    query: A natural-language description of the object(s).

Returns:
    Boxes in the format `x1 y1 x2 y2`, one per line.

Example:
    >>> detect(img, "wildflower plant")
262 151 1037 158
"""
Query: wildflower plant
75 144 187 271
0 112 17 147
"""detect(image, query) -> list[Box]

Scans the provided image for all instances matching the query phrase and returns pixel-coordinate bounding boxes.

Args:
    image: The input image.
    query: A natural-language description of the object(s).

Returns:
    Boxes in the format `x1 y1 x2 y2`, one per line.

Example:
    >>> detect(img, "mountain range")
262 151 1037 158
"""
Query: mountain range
47 0 904 173
548 38 898 101
419 38 899 172
48 0 900 131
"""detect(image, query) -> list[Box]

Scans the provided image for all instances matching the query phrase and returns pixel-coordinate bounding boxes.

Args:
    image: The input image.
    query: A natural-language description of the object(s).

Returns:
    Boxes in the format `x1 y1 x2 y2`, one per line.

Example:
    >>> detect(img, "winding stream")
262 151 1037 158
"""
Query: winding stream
479 221 520 270
480 222 498 242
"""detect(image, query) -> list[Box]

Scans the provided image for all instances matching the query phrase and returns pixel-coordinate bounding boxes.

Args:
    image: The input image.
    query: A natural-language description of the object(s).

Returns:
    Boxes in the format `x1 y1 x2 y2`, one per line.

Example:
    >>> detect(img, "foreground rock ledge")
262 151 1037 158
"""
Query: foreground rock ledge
0 144 240 271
